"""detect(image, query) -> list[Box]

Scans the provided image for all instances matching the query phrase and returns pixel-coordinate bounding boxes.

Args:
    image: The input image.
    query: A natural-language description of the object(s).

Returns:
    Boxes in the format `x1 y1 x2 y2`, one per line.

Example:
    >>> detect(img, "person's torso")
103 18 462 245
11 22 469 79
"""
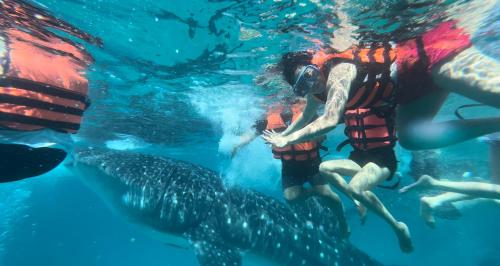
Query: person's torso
0 28 91 134
265 103 320 161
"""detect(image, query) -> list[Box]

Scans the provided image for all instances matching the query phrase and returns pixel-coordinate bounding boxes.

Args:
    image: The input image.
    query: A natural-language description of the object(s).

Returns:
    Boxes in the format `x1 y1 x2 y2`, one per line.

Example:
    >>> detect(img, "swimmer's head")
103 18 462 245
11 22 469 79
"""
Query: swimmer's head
280 51 326 97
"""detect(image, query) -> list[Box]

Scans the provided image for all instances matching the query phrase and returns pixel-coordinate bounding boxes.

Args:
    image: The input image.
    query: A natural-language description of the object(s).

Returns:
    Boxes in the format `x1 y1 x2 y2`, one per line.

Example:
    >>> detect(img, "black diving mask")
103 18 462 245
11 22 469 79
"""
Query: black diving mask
292 65 322 97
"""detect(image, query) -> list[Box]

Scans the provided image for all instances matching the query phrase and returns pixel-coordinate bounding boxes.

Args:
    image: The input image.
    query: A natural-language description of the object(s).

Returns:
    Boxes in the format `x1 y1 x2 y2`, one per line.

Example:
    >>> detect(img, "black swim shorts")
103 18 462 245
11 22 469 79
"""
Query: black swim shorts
348 146 398 180
281 158 327 189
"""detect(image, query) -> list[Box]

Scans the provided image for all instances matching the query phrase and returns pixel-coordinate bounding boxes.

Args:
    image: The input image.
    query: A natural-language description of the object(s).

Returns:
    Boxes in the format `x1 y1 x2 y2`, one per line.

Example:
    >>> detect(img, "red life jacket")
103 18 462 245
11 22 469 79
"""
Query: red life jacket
0 28 91 133
266 103 319 161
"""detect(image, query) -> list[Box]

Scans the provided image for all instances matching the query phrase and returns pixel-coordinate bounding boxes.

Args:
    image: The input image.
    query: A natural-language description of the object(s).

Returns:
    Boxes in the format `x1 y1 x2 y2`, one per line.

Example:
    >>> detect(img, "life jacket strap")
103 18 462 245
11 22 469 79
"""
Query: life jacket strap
0 94 84 116
0 76 89 106
0 111 80 132
336 139 351 152
454 104 485 120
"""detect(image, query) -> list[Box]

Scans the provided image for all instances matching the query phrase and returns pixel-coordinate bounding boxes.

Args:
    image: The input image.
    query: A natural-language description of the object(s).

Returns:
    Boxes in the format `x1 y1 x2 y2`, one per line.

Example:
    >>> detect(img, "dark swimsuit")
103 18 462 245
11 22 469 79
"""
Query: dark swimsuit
0 143 67 183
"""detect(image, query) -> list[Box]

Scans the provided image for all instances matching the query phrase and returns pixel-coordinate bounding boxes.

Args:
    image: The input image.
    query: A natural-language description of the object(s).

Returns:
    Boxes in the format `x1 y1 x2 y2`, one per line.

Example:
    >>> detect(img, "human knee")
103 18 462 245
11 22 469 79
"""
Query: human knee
363 162 381 174
363 190 377 201
350 184 364 196
284 189 303 203
319 161 334 174
315 186 338 199
420 196 436 208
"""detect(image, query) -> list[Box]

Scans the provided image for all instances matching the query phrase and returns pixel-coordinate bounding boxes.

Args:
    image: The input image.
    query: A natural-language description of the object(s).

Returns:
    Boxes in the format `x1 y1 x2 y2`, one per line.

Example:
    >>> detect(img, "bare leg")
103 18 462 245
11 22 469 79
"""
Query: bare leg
319 160 364 216
397 46 500 151
349 162 413 253
419 192 470 228
313 184 350 238
445 0 498 36
319 159 361 196
283 186 313 203
432 47 500 108
400 117 500 150
490 140 500 184
397 87 500 150
401 174 500 199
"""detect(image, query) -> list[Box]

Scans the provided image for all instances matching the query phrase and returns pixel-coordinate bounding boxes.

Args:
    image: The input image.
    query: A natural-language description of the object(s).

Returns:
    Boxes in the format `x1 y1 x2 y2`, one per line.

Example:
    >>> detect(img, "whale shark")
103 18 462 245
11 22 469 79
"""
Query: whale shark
74 148 381 266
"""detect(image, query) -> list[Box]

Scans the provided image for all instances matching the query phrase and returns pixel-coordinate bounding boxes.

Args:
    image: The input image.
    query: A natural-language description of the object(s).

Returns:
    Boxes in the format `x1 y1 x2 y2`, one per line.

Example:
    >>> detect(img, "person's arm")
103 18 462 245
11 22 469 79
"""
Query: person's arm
263 63 357 147
231 131 258 157
280 95 320 136
231 118 267 157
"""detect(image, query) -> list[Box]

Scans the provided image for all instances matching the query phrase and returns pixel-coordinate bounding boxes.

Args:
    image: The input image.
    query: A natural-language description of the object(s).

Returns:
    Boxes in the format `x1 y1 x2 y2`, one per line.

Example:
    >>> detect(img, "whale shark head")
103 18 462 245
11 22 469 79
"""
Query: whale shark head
73 148 225 234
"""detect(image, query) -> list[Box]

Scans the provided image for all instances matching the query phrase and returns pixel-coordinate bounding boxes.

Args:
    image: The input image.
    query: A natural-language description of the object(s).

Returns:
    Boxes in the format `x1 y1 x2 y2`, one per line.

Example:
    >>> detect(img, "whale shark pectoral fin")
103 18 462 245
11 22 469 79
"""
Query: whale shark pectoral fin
164 242 190 250
185 226 242 266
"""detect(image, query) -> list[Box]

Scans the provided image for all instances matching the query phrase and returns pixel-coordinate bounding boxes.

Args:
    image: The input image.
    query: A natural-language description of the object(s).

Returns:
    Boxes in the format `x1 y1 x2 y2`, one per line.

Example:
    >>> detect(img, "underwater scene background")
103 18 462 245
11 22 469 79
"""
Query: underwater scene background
1 0 500 265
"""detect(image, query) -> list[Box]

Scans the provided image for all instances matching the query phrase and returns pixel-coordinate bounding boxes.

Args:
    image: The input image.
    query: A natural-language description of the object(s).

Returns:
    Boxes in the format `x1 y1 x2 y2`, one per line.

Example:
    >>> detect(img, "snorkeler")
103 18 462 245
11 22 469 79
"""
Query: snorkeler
261 0 500 251
263 55 413 252
263 0 499 152
400 133 500 228
231 99 351 238
321 107 414 253
0 0 100 183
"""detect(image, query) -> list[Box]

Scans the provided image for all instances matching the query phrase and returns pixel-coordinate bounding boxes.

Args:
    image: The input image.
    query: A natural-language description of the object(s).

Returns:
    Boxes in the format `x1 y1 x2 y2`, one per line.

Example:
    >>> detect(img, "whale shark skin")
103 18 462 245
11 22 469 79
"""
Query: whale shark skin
74 148 381 266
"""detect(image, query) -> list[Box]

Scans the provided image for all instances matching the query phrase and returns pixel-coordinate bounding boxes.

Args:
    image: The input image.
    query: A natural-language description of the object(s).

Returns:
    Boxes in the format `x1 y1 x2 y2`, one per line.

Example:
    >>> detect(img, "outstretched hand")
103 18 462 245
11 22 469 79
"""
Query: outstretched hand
262 130 289 148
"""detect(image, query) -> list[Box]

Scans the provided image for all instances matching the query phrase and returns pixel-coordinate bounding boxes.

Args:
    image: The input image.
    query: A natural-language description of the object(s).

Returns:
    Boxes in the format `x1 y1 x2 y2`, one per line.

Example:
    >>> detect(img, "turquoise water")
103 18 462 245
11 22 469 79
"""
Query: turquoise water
1 0 500 265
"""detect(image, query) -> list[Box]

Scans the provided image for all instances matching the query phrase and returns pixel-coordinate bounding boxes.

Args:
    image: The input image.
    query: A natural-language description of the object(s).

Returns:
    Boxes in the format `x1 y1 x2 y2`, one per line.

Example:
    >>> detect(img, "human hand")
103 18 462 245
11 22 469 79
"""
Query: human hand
262 130 289 148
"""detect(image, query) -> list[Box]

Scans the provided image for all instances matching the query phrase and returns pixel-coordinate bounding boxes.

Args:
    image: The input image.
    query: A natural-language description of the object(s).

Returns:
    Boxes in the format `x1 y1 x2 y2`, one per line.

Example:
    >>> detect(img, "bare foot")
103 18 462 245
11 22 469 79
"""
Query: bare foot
394 222 414 253
399 175 436 194
420 197 436 228
356 204 368 225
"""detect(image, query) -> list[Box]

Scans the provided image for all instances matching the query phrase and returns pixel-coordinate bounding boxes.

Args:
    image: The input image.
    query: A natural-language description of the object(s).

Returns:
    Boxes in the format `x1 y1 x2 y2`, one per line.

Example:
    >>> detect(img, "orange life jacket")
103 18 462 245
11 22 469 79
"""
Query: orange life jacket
337 107 397 151
266 103 319 161
311 44 397 110
0 28 91 133
310 45 398 151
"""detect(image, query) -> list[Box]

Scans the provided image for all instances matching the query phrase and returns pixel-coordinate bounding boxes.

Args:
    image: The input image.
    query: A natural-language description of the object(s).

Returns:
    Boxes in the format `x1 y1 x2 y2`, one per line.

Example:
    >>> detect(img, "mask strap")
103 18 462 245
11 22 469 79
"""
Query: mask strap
292 65 319 94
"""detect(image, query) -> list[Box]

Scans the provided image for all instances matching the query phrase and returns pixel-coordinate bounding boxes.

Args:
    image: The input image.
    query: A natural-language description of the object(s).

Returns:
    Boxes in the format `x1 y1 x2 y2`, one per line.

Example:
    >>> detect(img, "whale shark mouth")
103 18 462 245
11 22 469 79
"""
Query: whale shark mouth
74 147 104 166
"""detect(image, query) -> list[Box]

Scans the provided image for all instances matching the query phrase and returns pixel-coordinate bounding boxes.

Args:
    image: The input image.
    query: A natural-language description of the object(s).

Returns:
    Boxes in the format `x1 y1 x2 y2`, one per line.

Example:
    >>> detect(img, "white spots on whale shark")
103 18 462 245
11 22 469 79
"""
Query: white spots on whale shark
306 221 314 229
77 149 379 266
140 185 147 208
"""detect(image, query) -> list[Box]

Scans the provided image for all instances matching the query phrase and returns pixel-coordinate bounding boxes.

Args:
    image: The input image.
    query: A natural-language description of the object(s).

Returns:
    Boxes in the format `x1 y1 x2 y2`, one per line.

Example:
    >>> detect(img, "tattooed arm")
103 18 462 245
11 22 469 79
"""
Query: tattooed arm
263 63 357 147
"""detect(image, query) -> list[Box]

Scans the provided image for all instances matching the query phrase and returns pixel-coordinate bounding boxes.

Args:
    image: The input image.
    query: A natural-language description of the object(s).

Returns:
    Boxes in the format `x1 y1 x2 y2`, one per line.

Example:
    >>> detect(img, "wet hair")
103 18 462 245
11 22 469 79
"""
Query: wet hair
280 51 314 85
